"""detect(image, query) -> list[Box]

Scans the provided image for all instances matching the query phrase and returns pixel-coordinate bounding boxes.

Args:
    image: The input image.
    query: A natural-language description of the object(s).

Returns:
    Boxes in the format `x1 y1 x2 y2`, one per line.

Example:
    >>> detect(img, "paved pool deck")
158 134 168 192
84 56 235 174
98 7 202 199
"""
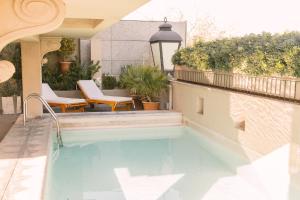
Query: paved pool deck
0 116 52 200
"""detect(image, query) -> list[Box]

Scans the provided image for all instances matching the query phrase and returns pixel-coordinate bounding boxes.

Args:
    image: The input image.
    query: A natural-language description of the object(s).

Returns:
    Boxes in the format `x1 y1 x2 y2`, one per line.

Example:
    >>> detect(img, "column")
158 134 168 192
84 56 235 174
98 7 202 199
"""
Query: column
21 41 42 118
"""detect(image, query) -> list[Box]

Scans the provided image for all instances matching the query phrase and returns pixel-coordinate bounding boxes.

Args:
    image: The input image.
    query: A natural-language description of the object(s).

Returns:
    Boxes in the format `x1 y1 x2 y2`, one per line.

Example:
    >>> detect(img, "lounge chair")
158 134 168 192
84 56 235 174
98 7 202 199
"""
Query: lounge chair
42 83 88 112
77 80 134 111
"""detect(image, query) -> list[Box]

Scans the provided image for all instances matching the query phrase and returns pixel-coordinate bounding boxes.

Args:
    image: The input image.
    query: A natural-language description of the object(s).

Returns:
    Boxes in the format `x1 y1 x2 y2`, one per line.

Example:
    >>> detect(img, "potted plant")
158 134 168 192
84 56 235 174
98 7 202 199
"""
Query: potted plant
120 65 168 110
58 38 76 73
119 65 142 110
42 58 101 90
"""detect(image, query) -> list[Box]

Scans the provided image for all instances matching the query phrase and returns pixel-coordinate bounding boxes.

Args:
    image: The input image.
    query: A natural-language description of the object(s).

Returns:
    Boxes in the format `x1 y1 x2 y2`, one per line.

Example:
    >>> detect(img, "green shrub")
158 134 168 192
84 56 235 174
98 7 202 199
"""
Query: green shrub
42 58 100 90
102 74 118 89
119 65 168 102
0 78 18 97
172 32 300 77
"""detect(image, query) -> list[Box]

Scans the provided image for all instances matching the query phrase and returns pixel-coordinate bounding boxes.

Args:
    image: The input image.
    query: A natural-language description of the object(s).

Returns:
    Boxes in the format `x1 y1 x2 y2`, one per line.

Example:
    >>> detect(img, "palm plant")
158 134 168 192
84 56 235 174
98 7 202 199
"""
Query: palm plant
120 65 168 102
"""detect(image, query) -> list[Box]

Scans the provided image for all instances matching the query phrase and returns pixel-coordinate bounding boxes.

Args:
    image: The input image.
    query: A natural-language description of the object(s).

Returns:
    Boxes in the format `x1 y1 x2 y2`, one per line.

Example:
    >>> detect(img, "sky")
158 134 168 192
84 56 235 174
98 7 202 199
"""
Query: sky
124 0 300 39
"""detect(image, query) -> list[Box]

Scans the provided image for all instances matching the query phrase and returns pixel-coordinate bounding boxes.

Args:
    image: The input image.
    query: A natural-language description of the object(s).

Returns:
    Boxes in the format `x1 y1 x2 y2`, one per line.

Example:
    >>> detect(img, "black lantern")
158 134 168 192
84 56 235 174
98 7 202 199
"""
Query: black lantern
149 18 183 72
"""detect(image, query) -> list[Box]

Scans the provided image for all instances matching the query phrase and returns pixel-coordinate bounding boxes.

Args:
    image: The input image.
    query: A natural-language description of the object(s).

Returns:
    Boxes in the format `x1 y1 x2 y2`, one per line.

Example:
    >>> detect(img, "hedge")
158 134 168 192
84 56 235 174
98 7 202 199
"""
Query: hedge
172 32 300 77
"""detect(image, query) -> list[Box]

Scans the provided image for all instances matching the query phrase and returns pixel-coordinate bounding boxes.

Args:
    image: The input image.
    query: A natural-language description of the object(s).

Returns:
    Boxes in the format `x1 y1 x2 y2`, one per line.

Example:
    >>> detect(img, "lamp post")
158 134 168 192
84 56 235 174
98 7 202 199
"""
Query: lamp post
149 18 182 72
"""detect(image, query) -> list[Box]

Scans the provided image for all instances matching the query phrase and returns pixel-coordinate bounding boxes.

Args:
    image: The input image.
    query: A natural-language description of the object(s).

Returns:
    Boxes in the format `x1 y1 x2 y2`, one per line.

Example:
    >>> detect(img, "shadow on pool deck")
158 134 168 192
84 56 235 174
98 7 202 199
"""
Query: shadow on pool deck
0 114 19 141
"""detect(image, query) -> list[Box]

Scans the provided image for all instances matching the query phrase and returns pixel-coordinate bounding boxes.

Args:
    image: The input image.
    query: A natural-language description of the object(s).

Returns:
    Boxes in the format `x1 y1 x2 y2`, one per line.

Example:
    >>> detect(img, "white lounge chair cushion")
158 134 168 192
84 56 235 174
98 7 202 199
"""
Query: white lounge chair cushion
42 83 58 99
42 83 86 104
77 80 104 99
92 95 132 103
77 80 132 102
45 97 86 104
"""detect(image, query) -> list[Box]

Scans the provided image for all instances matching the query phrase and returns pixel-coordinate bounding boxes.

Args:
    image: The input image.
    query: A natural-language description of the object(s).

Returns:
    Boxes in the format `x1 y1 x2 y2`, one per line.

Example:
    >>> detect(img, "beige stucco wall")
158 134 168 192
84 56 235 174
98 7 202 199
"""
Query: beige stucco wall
44 0 149 38
172 81 300 155
21 42 43 118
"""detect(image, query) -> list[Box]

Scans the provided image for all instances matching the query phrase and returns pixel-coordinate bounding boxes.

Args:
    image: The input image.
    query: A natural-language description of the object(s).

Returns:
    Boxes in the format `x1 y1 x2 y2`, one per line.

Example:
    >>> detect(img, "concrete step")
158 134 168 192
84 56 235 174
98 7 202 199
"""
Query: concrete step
55 111 183 129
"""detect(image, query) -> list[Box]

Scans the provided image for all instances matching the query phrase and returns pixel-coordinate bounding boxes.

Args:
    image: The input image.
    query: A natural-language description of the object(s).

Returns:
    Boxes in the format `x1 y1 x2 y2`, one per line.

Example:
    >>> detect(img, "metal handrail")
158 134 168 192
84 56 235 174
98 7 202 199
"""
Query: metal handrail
23 93 63 147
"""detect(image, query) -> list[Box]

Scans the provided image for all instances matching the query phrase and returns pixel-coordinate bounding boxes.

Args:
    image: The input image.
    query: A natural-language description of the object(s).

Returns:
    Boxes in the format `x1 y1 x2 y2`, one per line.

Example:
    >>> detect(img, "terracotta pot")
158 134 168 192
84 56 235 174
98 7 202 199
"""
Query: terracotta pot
59 61 72 73
142 101 160 110
131 95 143 110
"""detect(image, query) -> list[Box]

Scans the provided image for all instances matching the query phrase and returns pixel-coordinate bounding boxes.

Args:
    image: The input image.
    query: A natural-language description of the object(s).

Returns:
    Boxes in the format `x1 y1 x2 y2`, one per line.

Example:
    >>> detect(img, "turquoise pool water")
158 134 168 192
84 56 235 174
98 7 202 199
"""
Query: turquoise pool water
45 126 294 200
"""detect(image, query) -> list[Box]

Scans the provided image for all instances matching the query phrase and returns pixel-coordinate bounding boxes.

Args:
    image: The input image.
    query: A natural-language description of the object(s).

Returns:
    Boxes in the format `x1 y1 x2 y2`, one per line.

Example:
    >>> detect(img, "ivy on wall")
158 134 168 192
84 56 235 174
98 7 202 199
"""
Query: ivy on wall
172 32 300 77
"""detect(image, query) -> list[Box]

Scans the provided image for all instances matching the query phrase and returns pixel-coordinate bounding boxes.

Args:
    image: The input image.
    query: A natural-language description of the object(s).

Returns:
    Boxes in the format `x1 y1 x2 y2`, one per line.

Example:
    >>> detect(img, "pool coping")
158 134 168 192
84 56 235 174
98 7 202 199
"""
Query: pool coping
56 110 176 116
57 110 183 130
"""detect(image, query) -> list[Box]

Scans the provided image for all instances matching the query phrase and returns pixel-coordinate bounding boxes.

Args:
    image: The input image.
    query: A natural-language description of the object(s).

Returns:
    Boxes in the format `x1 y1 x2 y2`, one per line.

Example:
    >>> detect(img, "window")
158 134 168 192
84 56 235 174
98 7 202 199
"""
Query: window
197 97 204 115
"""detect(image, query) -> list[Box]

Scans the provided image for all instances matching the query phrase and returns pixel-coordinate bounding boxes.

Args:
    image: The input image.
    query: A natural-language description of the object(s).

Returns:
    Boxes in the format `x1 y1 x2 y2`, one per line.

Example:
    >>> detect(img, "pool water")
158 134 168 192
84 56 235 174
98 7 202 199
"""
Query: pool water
45 126 295 200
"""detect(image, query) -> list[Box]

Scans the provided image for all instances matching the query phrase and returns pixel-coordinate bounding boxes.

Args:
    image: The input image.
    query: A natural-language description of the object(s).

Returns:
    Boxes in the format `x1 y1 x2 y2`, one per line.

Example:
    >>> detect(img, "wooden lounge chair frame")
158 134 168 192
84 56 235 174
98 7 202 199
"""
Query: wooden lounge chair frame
79 90 135 111
47 101 88 113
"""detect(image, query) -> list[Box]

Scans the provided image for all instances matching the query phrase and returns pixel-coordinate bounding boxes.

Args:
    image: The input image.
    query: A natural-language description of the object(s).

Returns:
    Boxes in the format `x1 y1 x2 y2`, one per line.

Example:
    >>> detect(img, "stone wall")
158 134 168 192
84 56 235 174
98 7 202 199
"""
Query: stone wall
85 20 187 75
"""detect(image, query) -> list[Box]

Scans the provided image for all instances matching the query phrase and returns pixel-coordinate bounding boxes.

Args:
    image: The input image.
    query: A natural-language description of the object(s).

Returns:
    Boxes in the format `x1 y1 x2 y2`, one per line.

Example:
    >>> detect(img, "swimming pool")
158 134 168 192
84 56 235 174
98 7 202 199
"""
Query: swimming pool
44 126 299 200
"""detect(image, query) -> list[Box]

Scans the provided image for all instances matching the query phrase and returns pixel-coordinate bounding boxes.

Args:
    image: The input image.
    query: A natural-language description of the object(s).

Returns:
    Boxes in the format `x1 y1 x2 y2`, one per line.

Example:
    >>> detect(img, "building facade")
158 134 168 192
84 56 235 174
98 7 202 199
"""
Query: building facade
80 20 187 75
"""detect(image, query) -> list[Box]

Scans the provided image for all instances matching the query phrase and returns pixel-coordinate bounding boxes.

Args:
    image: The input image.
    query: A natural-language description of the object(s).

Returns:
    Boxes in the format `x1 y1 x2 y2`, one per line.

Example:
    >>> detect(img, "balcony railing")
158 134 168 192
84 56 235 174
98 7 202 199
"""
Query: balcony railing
175 68 300 102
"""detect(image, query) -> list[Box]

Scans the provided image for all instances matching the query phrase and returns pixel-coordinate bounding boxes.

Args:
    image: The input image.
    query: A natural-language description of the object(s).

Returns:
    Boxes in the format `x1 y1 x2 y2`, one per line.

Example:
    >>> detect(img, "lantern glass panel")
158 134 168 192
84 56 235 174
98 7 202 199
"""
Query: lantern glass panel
161 42 180 71
150 42 161 68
